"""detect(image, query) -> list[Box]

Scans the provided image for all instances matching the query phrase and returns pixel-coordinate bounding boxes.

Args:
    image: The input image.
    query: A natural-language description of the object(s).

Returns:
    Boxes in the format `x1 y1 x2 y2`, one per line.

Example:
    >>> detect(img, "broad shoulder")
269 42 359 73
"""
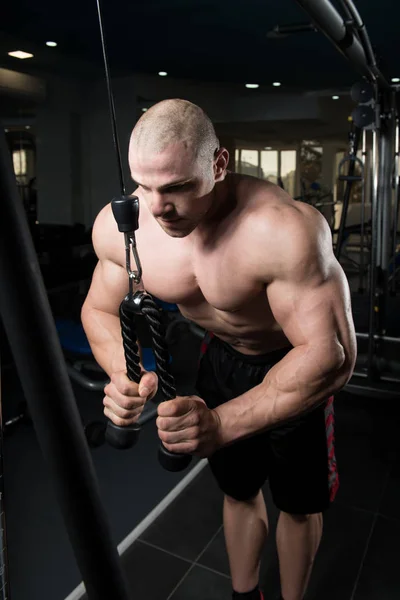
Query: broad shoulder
235 177 334 281
92 203 126 265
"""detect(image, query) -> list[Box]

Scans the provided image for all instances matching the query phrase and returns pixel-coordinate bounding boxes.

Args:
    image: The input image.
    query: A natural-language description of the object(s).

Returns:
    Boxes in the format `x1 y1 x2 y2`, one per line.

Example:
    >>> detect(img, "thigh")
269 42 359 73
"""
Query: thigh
208 432 270 502
268 398 338 514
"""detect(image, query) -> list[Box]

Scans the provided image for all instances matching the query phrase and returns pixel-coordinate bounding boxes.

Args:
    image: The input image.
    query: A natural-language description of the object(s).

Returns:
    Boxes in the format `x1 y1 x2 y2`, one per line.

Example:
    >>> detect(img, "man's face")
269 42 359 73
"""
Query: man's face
129 141 216 238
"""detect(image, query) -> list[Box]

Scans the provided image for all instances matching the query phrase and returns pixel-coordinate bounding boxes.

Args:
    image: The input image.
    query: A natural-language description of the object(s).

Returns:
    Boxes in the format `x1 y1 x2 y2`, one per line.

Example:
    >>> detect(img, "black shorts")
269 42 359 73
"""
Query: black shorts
195 333 339 514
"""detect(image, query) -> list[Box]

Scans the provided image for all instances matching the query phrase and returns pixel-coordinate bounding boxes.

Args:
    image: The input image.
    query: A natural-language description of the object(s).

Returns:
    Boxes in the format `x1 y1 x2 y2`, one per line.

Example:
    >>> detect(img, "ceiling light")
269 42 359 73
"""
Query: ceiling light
391 77 400 83
25 125 31 130
264 146 272 150
332 95 340 100
8 50 34 59
142 108 148 112
245 83 259 89
272 82 281 87
158 71 168 77
4 129 9 133
46 41 57 47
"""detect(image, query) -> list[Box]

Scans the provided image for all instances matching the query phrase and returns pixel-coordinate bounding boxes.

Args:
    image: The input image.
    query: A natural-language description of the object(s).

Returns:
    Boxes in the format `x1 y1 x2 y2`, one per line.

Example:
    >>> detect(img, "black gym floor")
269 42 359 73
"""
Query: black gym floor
3 289 400 600
114 390 400 600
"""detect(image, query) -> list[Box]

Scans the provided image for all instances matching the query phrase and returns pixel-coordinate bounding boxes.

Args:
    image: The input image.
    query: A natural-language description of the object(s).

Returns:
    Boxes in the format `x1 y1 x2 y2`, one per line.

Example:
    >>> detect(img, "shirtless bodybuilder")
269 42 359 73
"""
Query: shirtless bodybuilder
82 99 357 600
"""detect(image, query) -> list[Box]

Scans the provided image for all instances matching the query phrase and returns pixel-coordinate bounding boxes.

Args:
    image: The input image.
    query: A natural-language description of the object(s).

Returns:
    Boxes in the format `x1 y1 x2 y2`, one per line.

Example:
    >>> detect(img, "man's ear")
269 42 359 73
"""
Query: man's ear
214 147 229 181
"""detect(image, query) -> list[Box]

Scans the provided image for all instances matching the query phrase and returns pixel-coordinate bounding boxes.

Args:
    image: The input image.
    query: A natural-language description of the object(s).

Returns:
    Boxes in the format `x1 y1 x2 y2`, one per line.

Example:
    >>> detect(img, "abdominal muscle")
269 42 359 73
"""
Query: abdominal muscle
177 296 290 355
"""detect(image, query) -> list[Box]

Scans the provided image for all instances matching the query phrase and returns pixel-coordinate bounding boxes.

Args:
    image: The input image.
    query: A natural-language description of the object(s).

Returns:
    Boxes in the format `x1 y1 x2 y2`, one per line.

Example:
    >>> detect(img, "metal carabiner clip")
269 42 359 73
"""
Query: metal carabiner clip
124 232 142 292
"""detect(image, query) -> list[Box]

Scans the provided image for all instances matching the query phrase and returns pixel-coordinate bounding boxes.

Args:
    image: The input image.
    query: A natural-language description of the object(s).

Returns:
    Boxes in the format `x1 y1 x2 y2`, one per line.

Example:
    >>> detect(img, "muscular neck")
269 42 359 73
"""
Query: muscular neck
195 171 236 239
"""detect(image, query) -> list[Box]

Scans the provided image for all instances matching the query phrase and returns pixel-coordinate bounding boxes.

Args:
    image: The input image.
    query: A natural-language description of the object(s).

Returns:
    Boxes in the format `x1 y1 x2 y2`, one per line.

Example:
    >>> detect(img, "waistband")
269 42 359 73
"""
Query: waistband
205 332 292 366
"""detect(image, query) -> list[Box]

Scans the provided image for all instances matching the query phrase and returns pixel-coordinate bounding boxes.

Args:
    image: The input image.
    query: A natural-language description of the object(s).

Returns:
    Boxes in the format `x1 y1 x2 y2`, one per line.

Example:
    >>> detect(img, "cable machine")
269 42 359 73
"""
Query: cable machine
295 0 400 398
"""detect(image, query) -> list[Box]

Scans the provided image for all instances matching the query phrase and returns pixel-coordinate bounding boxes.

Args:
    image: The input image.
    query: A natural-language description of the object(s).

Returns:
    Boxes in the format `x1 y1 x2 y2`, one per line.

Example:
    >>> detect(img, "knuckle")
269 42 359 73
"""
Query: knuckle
133 404 145 416
189 425 199 439
123 405 141 419
164 402 174 416
163 431 173 443
119 383 131 396
119 397 133 410
125 415 139 425
117 398 128 410
188 441 198 454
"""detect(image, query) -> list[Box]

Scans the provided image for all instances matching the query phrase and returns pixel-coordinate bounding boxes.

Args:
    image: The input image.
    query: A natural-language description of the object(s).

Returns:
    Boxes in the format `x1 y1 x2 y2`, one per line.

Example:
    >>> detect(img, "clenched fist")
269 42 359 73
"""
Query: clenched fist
156 395 222 458
103 369 158 427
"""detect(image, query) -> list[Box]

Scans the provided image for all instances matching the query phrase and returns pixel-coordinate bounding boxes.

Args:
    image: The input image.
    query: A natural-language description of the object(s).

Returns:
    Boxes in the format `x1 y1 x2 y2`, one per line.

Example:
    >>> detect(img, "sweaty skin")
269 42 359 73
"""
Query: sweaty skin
83 141 356 455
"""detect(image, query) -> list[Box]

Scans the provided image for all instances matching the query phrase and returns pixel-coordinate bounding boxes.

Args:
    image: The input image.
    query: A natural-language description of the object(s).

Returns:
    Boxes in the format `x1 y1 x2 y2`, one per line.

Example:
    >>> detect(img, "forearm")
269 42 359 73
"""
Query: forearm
81 305 141 377
214 342 350 447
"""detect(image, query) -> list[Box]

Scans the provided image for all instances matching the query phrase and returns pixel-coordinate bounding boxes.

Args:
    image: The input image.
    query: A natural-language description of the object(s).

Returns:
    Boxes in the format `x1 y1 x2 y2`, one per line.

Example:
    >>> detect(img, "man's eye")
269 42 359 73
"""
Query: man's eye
167 183 192 193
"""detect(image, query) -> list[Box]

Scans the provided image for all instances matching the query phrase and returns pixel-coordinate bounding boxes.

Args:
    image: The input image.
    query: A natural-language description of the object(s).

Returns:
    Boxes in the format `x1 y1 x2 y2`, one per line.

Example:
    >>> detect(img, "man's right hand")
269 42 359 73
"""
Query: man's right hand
103 370 158 427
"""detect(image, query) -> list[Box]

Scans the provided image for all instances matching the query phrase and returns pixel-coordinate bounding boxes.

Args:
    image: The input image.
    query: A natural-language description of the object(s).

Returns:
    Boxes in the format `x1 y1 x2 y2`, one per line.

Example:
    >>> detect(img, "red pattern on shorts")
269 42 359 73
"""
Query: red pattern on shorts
325 396 339 501
198 332 214 366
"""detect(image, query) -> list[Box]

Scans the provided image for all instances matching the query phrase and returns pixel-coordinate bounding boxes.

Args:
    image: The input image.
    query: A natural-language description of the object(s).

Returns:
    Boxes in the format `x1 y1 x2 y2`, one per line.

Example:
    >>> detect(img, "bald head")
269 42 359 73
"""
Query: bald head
128 100 229 239
129 99 219 166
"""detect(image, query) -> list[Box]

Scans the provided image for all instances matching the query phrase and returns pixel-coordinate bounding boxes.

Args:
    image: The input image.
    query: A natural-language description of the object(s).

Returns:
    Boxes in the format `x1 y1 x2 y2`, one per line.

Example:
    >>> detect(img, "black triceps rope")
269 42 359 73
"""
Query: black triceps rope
105 292 192 472
104 197 192 472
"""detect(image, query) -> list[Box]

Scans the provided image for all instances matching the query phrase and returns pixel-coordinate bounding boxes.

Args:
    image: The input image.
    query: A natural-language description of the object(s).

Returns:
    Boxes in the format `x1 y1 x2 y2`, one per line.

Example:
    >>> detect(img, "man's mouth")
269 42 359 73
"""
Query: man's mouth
160 217 182 224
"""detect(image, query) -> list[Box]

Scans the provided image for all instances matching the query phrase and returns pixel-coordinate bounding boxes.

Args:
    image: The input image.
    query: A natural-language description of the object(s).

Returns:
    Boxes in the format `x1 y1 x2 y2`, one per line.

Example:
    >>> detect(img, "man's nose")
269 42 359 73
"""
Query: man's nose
150 193 174 218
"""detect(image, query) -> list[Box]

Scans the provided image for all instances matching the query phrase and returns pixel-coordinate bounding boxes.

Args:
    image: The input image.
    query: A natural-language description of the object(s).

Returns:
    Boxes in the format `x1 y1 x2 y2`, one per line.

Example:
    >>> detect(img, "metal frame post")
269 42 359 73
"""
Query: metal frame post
0 127 131 599
376 91 395 337
367 124 380 378
391 117 400 293
358 128 368 292
379 96 395 273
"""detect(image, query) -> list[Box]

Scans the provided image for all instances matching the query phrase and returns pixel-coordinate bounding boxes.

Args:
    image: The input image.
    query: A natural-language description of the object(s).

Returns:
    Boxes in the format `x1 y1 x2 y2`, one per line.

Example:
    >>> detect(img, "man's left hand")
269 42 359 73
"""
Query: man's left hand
156 396 222 458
